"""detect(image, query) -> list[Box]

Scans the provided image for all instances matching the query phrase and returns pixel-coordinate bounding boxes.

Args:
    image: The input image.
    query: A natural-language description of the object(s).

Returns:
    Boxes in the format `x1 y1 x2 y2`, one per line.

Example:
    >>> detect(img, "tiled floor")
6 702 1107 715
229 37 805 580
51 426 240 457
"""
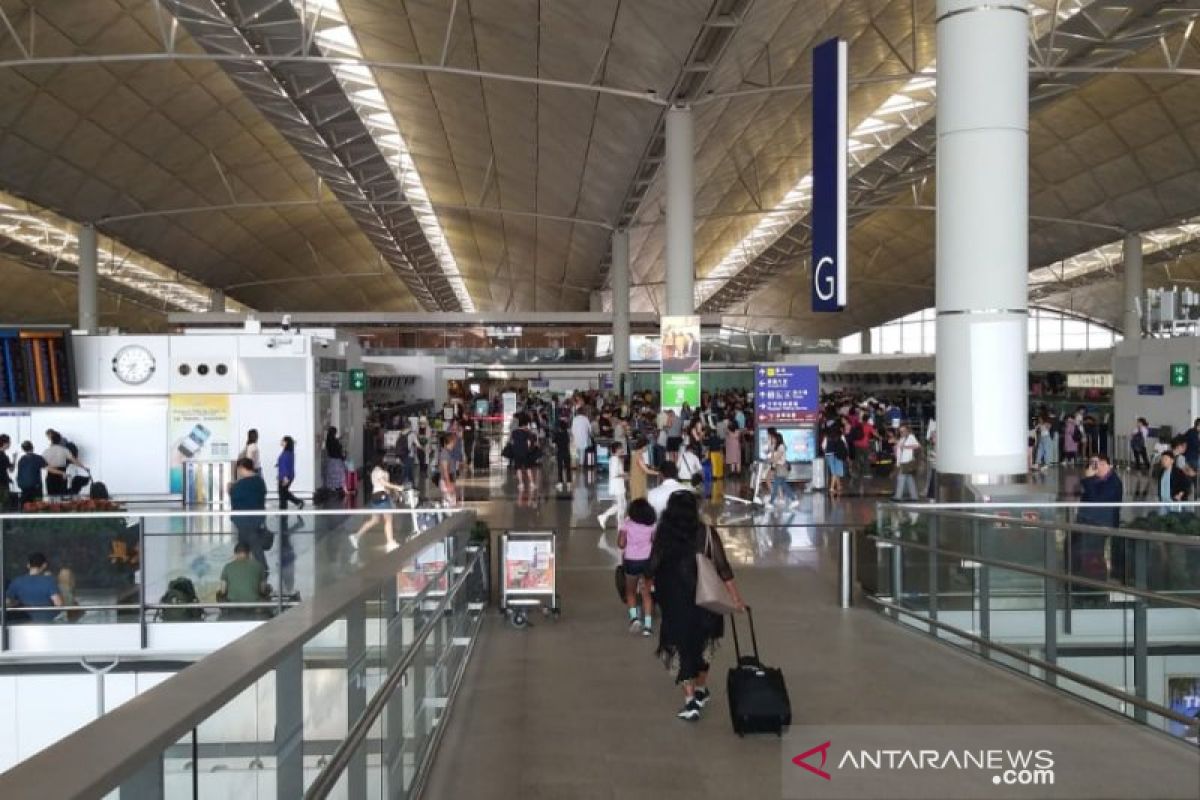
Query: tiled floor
420 467 1199 800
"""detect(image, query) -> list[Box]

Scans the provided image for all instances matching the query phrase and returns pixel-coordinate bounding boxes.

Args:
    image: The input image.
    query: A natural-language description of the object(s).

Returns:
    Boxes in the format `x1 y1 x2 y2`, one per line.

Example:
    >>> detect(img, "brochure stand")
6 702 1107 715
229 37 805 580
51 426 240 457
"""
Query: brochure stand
498 530 561 628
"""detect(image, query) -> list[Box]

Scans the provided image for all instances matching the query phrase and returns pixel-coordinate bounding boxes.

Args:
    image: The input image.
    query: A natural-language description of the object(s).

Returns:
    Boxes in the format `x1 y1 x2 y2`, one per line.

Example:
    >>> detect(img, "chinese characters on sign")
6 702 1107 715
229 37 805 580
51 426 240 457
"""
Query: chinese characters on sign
755 365 820 425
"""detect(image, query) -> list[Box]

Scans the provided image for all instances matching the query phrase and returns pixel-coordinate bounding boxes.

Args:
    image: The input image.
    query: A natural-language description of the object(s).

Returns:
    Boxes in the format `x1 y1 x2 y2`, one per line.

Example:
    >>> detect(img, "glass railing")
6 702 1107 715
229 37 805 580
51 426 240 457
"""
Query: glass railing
0 509 486 798
0 507 457 654
865 502 1200 742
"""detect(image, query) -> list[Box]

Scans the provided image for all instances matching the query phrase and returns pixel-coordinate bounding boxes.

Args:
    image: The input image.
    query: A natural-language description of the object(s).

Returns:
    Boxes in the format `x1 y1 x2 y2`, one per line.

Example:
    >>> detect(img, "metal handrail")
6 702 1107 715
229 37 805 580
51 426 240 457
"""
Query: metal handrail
868 595 1199 730
866 534 1200 611
0 507 457 521
0 510 476 799
304 546 484 799
886 504 1200 548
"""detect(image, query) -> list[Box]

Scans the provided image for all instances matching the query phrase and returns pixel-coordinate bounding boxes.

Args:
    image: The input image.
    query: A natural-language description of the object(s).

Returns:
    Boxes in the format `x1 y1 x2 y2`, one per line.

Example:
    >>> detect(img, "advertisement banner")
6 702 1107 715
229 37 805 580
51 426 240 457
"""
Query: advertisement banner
660 315 701 412
504 538 556 594
812 37 848 312
756 365 821 424
168 394 233 493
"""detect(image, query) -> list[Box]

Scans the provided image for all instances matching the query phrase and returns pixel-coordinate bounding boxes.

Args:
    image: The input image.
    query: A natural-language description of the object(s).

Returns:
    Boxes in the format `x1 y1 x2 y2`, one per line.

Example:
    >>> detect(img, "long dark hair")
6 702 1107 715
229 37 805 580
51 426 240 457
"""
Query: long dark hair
654 490 702 563
246 429 258 445
282 435 295 452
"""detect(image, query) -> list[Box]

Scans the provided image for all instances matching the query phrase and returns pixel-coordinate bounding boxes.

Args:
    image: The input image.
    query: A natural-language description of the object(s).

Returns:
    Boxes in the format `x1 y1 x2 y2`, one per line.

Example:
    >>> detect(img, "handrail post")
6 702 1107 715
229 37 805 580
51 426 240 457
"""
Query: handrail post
1 517 7 652
838 530 854 608
1133 537 1149 724
975 518 991 657
138 519 147 649
1043 524 1058 687
346 599 367 799
119 755 163 800
928 514 939 634
275 649 304 800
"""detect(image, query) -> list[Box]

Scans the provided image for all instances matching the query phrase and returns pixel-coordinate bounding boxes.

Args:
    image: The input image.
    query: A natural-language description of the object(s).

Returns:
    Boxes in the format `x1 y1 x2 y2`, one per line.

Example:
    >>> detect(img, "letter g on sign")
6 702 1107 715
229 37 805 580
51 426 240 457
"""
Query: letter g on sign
815 256 836 302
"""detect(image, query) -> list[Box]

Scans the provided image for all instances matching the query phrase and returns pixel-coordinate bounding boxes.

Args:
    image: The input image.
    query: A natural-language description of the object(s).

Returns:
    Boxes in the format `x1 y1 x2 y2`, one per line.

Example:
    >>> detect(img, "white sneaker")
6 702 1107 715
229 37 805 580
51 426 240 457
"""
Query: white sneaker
628 617 642 634
597 514 607 530
386 541 399 553
348 533 360 550
789 499 801 509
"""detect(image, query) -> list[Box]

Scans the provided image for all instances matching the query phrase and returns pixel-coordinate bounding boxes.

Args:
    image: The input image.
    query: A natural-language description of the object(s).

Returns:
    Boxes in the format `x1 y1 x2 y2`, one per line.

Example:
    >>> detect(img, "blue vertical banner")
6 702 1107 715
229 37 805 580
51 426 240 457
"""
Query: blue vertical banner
812 37 848 312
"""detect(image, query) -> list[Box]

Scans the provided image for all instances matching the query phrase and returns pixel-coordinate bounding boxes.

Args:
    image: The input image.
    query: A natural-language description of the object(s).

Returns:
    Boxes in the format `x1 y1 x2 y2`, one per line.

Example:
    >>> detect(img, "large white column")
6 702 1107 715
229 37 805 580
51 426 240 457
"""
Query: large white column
861 328 873 354
1123 232 1143 338
665 105 695 316
77 223 98 334
935 0 1029 478
611 228 631 396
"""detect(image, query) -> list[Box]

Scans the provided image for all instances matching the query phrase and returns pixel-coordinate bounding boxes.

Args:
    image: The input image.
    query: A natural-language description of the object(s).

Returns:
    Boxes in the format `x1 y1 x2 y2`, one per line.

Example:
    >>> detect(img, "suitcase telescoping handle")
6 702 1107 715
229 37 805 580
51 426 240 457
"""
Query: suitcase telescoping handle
730 605 760 662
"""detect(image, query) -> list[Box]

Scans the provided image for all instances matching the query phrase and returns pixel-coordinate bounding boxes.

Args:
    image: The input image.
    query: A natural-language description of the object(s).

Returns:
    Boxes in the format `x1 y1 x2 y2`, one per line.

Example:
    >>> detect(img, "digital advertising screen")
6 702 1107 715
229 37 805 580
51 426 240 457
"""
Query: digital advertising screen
757 426 817 463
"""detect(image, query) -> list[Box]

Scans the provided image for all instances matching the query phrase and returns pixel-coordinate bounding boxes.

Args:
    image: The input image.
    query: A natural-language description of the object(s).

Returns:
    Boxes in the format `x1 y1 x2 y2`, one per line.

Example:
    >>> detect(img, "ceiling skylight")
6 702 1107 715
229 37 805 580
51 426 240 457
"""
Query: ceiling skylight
295 0 475 312
0 192 236 314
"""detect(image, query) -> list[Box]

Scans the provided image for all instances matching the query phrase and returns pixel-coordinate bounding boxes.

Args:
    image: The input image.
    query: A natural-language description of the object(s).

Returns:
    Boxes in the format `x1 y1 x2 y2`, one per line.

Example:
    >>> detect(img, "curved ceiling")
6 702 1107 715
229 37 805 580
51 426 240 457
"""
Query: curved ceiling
0 0 1197 334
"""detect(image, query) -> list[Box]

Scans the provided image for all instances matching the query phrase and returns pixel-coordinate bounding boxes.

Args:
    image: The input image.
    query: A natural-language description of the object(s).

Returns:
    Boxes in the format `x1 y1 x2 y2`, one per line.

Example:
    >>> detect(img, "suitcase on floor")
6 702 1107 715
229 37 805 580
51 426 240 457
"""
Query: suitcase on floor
473 440 491 469
726 607 791 736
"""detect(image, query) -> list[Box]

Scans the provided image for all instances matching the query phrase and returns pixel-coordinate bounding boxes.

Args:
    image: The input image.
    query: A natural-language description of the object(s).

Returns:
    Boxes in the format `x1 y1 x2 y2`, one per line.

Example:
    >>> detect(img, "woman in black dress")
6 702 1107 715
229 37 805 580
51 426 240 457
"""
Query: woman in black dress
650 490 745 721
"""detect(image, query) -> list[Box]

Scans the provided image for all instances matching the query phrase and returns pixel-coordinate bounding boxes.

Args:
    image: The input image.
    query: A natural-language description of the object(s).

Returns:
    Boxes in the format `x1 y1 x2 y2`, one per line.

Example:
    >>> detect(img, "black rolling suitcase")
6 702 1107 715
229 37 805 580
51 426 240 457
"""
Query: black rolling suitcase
726 607 791 736
473 439 491 469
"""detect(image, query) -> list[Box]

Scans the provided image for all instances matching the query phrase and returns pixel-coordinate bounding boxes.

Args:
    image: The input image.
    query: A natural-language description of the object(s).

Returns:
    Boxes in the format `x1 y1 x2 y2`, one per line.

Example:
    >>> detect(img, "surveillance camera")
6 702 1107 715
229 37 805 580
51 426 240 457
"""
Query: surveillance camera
266 340 276 349
281 314 292 332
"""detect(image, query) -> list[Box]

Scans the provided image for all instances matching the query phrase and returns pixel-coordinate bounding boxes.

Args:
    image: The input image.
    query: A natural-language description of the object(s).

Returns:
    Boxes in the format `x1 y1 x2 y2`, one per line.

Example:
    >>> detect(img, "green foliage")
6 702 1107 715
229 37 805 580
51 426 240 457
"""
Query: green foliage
1125 512 1200 537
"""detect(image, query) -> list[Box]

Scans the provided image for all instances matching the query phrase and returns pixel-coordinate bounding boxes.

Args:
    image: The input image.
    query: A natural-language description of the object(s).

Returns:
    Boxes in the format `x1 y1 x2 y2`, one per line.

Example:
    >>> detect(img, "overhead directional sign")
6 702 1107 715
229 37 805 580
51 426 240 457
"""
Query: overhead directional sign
755 365 820 424
812 37 848 313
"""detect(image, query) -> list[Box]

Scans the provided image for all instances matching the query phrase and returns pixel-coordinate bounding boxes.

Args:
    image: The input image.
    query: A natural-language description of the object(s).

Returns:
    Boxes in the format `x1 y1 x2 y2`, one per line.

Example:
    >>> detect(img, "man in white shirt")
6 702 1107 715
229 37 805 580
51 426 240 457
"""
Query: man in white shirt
677 445 703 485
893 423 921 501
647 462 690 517
571 409 593 471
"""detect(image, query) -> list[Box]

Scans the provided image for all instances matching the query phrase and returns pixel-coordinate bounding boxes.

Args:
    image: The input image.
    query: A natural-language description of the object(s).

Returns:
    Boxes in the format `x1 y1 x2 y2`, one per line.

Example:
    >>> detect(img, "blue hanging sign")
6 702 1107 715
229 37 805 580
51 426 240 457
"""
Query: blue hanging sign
755 365 821 424
812 37 848 312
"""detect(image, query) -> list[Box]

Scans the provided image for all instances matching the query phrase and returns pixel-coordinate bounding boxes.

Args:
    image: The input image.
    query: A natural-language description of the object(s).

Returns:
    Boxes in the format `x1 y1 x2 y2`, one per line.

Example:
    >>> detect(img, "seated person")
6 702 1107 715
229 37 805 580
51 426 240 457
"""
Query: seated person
5 552 63 622
218 542 268 620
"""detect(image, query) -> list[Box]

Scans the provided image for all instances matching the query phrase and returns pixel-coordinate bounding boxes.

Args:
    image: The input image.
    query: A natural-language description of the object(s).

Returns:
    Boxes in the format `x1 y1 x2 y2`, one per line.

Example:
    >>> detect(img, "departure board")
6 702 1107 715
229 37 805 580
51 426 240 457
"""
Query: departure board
0 329 78 407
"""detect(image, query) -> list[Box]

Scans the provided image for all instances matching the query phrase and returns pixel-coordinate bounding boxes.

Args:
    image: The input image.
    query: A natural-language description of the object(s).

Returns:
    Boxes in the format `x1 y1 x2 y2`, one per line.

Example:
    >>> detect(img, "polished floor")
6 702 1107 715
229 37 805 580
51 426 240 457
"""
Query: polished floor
420 465 1199 800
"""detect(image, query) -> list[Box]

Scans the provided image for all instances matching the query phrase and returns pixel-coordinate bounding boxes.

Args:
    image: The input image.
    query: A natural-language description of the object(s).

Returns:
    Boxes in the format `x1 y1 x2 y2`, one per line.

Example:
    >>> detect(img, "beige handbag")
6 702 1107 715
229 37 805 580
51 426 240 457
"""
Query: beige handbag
695 527 737 614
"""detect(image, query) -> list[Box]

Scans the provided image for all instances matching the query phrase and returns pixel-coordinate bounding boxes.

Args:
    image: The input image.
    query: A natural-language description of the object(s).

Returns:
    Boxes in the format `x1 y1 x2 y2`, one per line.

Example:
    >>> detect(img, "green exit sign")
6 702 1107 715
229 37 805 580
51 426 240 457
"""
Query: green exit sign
1170 363 1190 387
348 368 367 392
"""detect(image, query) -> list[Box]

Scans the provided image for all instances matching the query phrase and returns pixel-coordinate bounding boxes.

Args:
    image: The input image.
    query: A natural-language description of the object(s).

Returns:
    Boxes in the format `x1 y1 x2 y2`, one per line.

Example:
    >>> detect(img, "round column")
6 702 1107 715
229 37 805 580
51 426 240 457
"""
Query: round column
77 223 99 334
611 228 631 397
934 0 1030 479
1123 232 1143 338
665 105 695 316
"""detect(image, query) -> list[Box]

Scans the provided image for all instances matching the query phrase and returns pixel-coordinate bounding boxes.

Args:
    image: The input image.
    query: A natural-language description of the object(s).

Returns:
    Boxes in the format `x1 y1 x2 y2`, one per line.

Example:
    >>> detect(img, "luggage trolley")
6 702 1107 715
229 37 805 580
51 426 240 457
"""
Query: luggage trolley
498 530 561 628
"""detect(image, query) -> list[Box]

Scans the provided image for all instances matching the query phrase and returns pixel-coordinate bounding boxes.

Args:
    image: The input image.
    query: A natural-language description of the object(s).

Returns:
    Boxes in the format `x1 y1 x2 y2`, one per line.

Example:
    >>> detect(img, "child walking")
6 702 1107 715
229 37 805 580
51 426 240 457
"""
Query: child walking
618 498 656 636
596 441 626 530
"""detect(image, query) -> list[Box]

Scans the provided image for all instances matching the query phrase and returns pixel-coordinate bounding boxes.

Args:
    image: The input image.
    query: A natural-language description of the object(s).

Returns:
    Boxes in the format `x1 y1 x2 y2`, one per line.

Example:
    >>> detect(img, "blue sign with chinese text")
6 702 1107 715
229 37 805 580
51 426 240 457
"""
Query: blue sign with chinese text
755 365 820 424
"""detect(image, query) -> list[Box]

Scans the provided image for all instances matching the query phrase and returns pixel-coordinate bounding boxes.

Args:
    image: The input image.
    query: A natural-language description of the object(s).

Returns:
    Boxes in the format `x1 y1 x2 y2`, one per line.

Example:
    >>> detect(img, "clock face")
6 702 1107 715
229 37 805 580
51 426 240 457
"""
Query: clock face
111 345 156 385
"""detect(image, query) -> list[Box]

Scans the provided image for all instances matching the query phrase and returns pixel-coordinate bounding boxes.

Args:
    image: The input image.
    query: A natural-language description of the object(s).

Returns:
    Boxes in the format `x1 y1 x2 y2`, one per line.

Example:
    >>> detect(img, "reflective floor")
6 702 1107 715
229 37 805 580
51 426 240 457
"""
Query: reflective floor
421 465 1200 800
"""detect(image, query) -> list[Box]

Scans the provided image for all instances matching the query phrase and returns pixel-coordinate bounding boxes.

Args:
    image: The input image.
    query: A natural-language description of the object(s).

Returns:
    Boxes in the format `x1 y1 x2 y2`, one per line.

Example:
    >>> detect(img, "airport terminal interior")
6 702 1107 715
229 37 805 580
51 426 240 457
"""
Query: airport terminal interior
2 1 1200 799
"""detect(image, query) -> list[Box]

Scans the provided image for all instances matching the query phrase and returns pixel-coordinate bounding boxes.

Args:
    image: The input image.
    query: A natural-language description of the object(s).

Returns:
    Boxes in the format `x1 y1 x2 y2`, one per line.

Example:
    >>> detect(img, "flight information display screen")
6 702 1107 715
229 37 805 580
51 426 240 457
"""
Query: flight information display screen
0 329 78 407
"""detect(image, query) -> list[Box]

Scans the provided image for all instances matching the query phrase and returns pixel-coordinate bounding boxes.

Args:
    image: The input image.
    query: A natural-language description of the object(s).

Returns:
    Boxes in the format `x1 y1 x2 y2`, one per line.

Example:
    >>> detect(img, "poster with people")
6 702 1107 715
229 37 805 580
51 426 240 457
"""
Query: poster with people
168 394 233 493
397 542 449 597
503 536 555 594
660 315 700 412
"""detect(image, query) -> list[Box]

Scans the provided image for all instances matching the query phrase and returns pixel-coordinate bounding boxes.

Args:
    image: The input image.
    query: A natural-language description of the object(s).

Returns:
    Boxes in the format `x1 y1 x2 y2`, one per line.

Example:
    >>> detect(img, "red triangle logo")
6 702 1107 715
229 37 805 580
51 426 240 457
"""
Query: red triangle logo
792 740 833 780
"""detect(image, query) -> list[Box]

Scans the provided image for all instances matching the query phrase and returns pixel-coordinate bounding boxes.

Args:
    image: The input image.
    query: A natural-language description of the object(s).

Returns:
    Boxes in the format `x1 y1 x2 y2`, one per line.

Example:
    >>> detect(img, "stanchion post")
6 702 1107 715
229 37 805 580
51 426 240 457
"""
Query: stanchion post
839 529 854 608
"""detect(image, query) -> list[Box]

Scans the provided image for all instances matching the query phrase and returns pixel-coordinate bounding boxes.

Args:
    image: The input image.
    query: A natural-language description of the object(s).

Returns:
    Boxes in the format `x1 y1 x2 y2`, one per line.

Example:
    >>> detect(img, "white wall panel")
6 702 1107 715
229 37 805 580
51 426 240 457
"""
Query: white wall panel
234 393 316 493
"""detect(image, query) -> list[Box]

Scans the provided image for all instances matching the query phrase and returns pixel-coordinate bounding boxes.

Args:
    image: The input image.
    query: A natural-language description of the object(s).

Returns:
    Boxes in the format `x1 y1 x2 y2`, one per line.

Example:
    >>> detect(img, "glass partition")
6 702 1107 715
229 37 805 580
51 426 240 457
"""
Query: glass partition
869 504 1200 741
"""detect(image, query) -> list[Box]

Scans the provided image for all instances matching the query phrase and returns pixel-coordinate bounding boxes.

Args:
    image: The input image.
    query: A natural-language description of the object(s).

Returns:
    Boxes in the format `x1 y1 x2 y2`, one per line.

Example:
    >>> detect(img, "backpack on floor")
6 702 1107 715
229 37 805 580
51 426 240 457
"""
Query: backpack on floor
160 577 203 622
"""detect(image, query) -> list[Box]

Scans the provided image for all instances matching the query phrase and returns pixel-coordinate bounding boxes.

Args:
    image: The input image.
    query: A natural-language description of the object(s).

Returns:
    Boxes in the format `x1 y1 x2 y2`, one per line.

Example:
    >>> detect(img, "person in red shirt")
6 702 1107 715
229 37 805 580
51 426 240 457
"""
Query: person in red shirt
852 416 877 483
